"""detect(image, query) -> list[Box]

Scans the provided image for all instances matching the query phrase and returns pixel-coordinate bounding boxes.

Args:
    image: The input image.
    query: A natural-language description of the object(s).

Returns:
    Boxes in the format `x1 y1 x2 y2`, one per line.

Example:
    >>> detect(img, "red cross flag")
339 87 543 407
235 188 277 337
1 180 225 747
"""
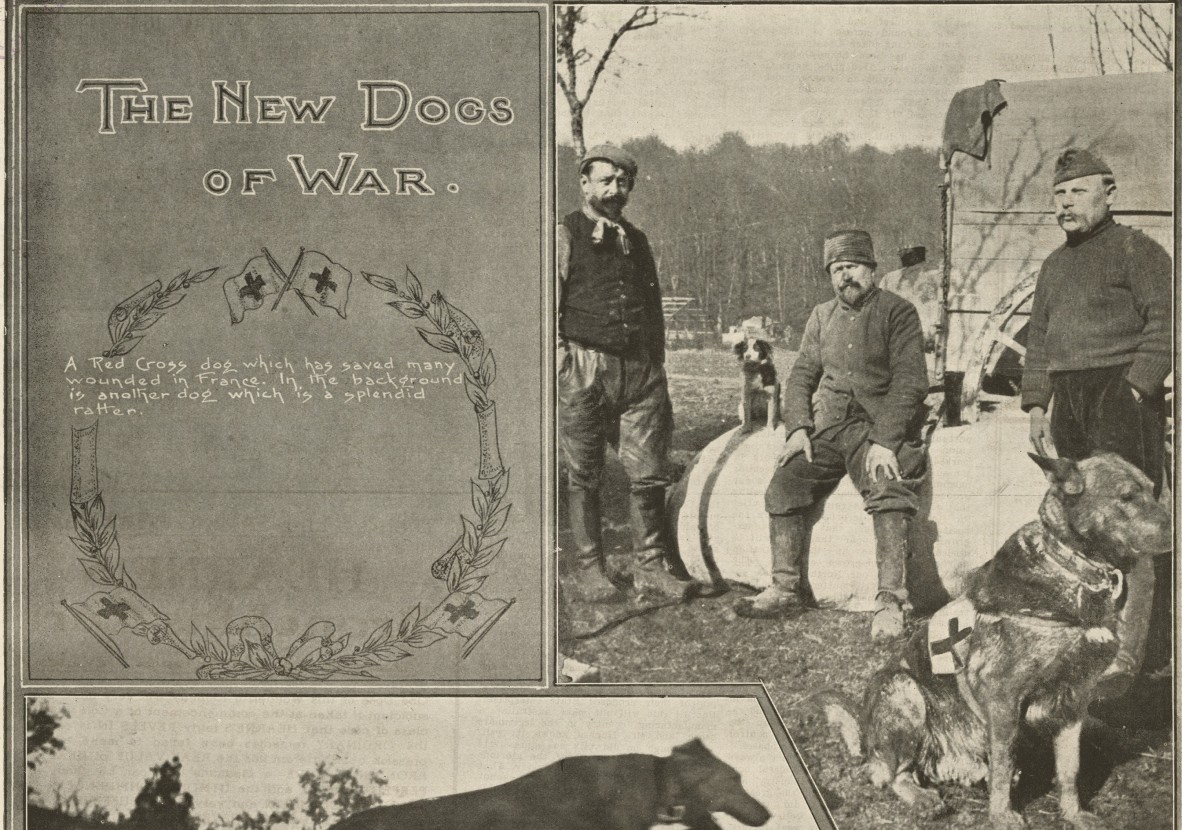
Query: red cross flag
63 586 168 668
423 590 514 658
223 254 284 324
293 250 352 319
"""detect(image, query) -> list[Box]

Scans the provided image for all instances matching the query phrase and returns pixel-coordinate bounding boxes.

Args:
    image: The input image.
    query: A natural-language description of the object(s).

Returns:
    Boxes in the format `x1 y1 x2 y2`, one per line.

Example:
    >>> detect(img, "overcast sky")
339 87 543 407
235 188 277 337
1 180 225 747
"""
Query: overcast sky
558 4 1173 151
29 695 820 829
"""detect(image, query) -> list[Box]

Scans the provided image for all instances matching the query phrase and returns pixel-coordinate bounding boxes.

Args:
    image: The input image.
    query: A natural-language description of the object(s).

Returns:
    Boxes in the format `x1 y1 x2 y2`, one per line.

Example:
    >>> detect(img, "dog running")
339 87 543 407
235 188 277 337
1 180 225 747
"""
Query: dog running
327 738 771 830
822 452 1171 829
734 337 782 432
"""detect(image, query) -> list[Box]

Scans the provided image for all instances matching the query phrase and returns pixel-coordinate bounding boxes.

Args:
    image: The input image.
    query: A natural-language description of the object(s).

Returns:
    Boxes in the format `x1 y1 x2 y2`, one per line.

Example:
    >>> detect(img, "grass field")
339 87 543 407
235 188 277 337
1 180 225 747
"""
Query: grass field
560 347 1173 830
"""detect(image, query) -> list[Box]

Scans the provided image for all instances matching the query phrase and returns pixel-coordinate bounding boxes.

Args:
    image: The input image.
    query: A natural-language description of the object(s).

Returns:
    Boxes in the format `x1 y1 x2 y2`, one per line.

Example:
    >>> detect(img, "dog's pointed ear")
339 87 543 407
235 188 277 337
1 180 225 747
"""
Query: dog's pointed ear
672 738 709 758
1027 453 1084 495
733 341 745 357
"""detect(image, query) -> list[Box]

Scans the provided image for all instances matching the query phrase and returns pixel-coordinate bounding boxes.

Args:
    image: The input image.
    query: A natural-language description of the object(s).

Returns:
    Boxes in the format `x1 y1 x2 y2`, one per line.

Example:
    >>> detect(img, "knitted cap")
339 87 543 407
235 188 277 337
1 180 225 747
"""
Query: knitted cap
824 230 876 270
580 144 638 179
1053 148 1113 186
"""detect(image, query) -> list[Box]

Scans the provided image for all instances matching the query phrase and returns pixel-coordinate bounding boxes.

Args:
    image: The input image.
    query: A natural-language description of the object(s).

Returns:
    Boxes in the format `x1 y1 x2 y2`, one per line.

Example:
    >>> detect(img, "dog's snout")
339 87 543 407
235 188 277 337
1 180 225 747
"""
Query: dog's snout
734 800 772 826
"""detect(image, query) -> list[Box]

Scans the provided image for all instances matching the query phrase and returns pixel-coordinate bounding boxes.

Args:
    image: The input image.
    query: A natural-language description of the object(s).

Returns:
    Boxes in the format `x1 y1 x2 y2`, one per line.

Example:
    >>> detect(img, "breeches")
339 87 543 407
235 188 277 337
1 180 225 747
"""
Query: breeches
765 417 927 516
558 342 674 493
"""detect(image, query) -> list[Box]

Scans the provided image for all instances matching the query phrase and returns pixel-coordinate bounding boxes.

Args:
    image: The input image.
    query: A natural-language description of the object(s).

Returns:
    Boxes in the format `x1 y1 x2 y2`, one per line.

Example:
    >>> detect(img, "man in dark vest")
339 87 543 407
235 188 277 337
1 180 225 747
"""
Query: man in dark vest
558 144 687 603
1023 148 1172 699
736 230 929 643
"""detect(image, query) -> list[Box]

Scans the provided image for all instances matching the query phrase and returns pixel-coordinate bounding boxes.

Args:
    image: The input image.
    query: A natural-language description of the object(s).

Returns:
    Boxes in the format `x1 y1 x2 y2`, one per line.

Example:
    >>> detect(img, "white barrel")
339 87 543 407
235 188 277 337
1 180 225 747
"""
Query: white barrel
671 407 1048 611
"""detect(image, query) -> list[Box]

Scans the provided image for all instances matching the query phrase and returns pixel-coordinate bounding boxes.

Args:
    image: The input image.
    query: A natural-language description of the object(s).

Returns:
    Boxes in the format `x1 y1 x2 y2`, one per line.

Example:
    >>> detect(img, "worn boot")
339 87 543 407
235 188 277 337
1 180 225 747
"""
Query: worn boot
629 487 690 602
734 512 815 619
870 512 911 642
564 489 628 603
1093 555 1156 701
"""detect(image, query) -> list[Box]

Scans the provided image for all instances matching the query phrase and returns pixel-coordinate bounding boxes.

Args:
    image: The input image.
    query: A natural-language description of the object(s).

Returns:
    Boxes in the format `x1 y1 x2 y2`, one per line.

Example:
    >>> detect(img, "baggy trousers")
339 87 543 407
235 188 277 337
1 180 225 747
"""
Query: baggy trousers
764 416 927 517
1050 364 1166 496
558 342 674 494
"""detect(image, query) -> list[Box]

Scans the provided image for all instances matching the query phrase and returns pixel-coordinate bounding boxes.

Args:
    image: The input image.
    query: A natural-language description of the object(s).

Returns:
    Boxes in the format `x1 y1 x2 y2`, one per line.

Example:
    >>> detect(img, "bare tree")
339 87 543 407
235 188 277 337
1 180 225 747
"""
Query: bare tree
1111 4 1173 69
1087 6 1108 74
1085 4 1172 72
555 5 662 157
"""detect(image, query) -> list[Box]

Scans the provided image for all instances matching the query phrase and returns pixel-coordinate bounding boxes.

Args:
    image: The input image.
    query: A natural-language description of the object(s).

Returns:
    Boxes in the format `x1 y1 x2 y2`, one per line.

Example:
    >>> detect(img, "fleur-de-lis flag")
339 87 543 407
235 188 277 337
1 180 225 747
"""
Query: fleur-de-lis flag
293 250 352 319
223 255 284 324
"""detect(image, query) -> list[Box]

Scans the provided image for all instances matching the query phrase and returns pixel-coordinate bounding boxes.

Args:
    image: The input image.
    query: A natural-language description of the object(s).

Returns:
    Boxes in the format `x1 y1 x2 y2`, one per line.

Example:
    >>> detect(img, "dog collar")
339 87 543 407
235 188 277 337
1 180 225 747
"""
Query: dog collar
655 805 687 824
653 756 687 824
1039 533 1123 603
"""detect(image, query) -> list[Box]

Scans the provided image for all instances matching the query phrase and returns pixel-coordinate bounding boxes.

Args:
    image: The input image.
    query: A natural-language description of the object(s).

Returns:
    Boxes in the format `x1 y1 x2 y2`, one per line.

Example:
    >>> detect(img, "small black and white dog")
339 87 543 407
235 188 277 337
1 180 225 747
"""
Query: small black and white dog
734 337 782 432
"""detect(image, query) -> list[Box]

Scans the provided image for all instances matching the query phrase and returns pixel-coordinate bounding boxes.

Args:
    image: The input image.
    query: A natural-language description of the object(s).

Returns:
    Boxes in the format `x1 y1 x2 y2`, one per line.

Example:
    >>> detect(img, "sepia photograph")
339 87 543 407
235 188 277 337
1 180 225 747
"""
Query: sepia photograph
554 5 1174 829
3 1 1178 829
24 692 830 829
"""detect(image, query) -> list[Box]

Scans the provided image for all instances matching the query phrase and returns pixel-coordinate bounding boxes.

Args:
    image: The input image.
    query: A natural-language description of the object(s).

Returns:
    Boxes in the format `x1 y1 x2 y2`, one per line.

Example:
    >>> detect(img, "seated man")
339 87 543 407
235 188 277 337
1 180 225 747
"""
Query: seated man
735 230 929 642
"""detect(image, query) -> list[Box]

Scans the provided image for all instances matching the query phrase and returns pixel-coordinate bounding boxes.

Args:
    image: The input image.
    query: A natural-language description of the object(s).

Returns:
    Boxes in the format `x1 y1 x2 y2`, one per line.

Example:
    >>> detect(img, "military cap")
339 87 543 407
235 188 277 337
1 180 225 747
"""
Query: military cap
1053 148 1114 186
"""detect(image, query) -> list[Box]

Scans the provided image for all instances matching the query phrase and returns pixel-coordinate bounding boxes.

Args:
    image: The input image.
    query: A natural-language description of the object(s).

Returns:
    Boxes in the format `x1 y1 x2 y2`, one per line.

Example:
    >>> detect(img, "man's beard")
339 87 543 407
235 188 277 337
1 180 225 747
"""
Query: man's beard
590 194 627 218
839 281 868 303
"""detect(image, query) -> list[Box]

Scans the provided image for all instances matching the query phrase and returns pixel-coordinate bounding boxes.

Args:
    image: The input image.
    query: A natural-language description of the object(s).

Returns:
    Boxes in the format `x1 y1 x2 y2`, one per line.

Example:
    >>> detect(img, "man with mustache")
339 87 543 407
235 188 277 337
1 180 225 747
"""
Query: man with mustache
736 230 928 643
1022 148 1172 699
557 145 687 603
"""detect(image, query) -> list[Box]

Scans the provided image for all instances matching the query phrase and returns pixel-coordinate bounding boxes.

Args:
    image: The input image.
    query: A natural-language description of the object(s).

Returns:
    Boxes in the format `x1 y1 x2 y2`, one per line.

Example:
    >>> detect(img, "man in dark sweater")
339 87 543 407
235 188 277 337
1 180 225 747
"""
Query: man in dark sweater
735 230 929 643
1022 148 1172 698
557 144 687 604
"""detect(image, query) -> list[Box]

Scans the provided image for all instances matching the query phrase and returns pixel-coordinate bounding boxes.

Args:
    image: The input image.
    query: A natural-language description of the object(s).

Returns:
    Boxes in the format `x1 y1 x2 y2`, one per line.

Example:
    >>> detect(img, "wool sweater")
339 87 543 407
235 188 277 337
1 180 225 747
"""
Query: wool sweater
783 287 929 454
1022 216 1172 410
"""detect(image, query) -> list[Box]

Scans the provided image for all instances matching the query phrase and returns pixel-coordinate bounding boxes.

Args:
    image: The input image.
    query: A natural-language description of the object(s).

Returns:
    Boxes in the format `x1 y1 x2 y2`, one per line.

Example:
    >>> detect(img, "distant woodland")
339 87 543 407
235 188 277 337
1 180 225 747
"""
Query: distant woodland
557 135 942 341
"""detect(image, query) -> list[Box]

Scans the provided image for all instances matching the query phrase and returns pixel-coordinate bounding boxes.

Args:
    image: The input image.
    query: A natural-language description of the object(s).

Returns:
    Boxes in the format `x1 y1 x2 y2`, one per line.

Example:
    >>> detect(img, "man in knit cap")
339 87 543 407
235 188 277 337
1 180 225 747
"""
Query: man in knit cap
1023 147 1172 699
557 144 687 604
736 230 929 643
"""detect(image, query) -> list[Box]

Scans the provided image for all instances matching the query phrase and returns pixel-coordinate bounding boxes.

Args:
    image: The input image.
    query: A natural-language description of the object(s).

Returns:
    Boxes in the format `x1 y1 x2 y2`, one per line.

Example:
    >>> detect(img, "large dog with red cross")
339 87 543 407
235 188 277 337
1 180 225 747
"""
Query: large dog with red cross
822 452 1170 830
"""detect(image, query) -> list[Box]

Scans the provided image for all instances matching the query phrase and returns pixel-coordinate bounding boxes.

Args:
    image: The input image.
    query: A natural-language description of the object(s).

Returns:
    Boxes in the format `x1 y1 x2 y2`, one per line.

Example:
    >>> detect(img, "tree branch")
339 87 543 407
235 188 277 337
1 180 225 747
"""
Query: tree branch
582 5 659 107
1111 5 1172 69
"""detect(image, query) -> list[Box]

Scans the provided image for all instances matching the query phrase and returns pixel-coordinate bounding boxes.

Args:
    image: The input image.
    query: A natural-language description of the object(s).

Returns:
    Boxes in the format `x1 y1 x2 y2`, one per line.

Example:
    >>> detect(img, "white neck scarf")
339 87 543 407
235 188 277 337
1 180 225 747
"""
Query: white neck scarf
591 216 630 255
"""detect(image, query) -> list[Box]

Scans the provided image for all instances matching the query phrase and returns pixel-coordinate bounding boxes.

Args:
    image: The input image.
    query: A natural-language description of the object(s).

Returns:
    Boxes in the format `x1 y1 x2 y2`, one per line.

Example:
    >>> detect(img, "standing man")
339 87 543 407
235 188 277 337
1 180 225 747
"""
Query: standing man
735 230 929 643
1023 148 1172 697
557 144 687 603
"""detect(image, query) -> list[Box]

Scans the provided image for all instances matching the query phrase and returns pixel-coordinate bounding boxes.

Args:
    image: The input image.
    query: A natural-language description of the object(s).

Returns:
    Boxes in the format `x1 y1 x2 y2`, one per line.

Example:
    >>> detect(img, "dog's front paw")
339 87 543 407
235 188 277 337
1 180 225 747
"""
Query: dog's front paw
1064 810 1108 830
986 809 1027 830
910 787 948 820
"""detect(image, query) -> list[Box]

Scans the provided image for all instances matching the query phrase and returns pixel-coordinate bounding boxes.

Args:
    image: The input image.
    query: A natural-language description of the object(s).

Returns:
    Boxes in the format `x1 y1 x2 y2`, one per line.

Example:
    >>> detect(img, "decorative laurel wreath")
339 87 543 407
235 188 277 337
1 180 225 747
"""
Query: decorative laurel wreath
66 263 513 680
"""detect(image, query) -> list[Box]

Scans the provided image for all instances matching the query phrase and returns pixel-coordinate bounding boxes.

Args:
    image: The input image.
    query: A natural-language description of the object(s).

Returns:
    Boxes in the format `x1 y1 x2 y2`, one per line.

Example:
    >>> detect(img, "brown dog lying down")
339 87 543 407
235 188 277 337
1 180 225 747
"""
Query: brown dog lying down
329 738 771 830
823 452 1171 830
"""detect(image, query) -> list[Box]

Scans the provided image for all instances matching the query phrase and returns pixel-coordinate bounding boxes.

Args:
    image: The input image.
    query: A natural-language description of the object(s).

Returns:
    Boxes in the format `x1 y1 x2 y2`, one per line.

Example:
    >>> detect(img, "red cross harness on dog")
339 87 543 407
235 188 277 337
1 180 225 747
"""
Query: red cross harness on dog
930 616 973 670
928 597 976 675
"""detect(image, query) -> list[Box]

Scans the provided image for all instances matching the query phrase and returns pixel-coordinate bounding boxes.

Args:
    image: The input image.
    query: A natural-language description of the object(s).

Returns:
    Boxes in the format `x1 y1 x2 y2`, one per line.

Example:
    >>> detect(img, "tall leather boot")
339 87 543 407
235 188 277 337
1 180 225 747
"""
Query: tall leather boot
564 488 627 603
629 487 690 602
871 512 911 642
1094 555 1155 701
734 512 815 619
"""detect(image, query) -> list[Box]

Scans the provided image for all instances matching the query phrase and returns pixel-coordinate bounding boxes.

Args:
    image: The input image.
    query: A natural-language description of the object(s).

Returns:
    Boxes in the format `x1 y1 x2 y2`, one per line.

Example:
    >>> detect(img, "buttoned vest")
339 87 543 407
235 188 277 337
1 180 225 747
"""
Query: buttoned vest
559 210 665 361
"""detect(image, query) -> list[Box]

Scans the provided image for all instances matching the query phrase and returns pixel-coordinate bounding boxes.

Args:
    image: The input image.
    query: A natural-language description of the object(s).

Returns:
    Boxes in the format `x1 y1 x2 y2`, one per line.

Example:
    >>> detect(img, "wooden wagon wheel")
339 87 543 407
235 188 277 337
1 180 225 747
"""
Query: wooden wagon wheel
959 271 1038 422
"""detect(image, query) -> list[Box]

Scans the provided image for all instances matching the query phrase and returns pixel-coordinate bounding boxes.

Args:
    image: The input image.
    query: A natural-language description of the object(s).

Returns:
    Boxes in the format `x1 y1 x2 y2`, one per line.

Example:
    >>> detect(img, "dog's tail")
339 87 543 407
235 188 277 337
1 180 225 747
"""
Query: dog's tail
813 689 864 759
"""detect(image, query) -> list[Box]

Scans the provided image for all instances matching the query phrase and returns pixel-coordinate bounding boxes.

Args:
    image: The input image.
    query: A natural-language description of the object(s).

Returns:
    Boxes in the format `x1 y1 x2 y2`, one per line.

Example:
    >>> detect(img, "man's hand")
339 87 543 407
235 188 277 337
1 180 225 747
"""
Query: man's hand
776 429 812 467
864 443 900 482
556 339 571 375
1029 406 1054 457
